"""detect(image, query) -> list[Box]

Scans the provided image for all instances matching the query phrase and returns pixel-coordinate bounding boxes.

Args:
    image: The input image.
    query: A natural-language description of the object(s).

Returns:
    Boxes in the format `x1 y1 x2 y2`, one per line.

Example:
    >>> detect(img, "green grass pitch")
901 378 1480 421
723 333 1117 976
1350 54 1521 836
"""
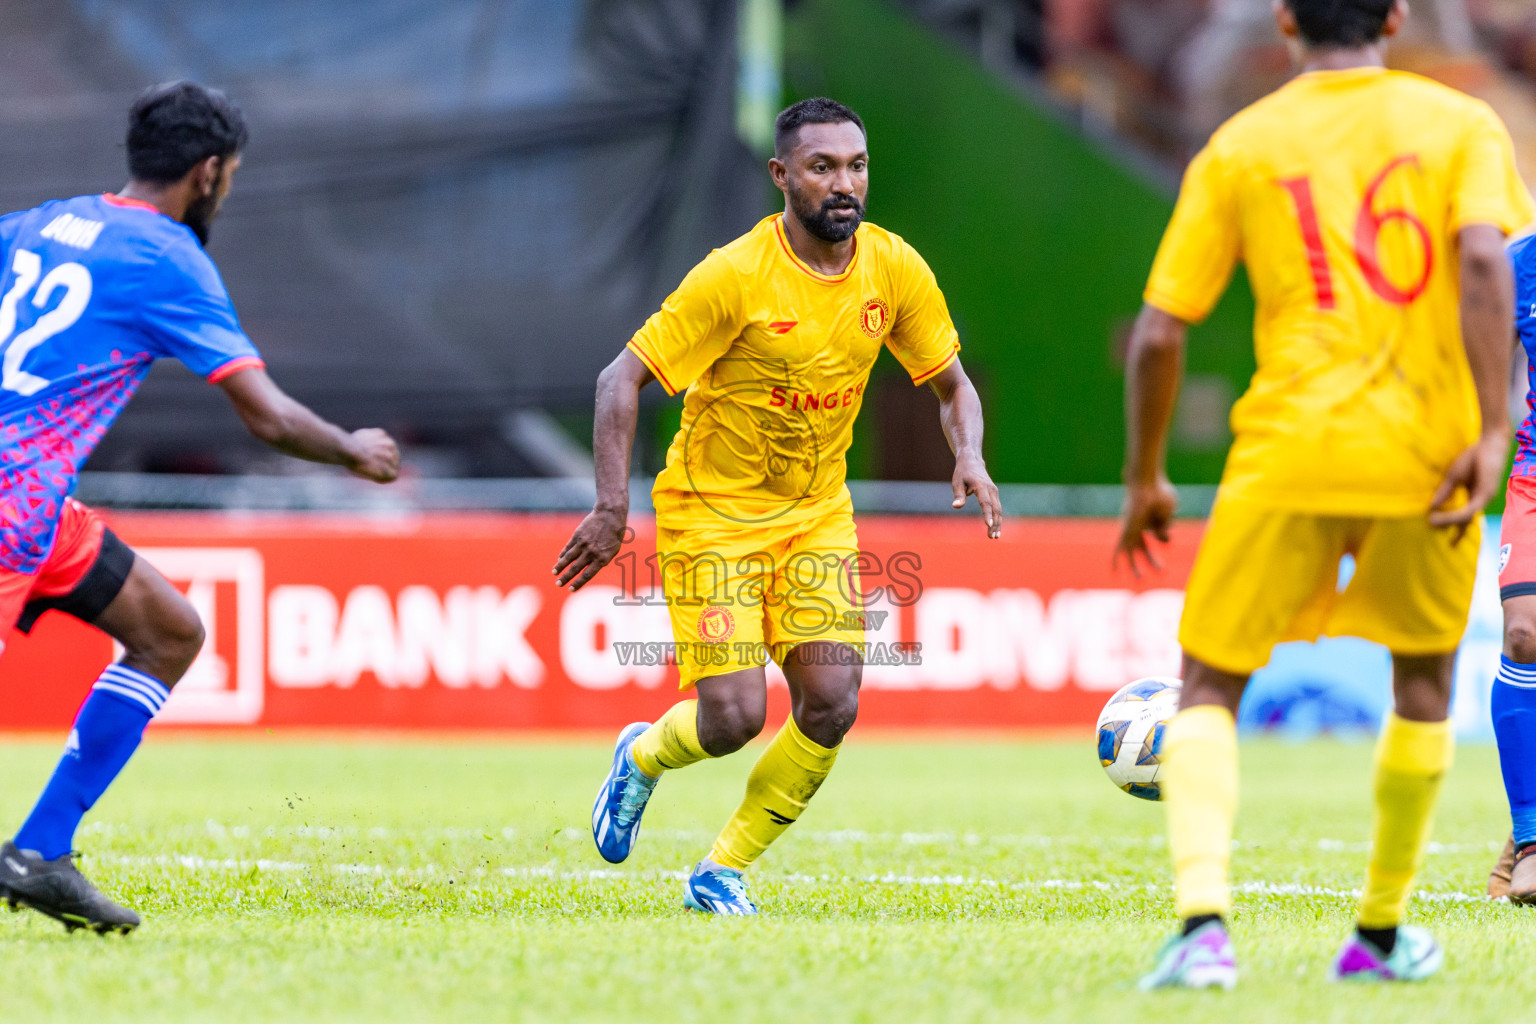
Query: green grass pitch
0 732 1526 1022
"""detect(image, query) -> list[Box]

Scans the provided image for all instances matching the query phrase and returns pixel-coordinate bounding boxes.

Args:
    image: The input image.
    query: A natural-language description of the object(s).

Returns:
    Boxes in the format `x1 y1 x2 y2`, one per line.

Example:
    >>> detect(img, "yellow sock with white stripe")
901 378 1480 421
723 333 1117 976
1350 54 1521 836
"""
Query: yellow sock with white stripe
630 700 712 778
709 715 840 870
1358 713 1453 929
1164 704 1238 919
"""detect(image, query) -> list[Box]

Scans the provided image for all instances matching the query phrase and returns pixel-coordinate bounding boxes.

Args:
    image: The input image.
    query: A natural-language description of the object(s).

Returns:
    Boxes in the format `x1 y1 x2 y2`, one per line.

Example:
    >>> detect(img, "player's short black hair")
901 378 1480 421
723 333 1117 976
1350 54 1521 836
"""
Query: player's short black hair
1282 0 1395 47
126 81 249 184
774 97 866 157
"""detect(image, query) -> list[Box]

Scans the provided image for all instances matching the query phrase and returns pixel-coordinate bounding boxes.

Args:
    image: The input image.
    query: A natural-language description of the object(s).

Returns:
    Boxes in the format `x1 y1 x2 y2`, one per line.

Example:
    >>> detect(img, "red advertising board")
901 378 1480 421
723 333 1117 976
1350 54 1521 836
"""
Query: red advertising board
0 513 1203 731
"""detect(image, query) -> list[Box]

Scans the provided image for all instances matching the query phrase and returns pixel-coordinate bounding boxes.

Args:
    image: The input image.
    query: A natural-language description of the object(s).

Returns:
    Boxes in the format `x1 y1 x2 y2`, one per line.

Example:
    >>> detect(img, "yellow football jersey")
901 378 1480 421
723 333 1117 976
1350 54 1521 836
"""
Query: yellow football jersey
629 215 960 530
1146 67 1535 516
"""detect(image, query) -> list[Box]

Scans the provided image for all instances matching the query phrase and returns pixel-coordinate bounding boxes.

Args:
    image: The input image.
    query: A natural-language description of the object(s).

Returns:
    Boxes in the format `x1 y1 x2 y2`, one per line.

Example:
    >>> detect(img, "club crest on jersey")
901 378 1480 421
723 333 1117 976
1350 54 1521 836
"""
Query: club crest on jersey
859 297 890 339
696 605 736 643
1503 543 1513 574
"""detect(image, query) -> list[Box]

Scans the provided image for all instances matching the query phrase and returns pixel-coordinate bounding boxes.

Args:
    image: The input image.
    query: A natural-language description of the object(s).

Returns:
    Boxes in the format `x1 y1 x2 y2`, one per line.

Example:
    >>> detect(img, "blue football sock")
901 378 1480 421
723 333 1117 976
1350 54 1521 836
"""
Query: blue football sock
13 664 169 860
1492 655 1536 848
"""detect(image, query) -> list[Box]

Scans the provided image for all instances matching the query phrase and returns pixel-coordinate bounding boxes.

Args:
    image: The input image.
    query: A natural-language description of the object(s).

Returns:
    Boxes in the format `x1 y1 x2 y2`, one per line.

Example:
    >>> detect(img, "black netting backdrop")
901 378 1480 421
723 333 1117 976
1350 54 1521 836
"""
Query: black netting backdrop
0 0 762 472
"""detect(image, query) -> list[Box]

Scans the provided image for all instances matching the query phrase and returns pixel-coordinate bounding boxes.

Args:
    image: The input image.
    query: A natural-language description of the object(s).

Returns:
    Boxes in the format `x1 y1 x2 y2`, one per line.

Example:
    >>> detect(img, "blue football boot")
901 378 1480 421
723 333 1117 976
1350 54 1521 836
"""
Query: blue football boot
591 722 660 864
683 861 759 916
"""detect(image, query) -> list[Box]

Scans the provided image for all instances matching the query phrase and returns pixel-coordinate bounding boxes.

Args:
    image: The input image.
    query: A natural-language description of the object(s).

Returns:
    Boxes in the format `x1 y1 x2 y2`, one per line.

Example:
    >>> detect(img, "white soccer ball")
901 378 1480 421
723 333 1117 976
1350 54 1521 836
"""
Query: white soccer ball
1096 676 1182 801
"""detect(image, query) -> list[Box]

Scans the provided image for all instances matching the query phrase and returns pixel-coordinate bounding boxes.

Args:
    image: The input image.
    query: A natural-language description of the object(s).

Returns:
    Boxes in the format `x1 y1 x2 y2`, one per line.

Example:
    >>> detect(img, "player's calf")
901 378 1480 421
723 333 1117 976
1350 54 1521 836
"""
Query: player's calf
1355 672 1453 971
10 555 196 919
702 712 842 903
1491 602 1536 902
699 654 858 890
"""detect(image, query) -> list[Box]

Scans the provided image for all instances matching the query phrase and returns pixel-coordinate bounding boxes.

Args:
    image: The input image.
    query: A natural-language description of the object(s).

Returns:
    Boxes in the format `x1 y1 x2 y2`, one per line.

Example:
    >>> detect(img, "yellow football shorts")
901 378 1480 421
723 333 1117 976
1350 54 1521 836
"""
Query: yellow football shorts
1180 495 1479 675
656 513 866 690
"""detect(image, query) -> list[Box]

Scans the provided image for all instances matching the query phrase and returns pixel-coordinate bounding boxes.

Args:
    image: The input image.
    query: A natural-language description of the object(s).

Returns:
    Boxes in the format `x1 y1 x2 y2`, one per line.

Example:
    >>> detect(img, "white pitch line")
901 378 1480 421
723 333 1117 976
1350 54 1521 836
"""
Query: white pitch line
96 854 308 873
93 855 1496 905
76 821 1506 857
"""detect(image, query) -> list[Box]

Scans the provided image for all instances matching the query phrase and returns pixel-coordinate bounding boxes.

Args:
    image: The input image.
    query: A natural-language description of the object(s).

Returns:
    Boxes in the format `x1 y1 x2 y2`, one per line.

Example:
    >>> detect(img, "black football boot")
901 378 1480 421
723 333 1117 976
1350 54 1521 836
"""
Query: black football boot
0 840 139 934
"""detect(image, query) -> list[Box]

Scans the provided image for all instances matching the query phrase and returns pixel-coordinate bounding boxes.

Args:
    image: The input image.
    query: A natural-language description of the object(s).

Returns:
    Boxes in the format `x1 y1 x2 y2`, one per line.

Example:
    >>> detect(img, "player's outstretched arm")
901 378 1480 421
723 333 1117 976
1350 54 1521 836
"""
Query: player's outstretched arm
554 348 655 590
218 367 400 483
1116 303 1186 576
1431 223 1518 541
927 359 1002 539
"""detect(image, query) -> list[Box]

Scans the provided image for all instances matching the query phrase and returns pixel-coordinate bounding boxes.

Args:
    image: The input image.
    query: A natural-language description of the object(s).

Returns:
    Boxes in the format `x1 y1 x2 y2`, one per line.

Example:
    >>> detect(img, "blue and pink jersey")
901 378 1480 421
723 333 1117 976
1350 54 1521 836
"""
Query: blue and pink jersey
1511 233 1536 476
0 193 262 573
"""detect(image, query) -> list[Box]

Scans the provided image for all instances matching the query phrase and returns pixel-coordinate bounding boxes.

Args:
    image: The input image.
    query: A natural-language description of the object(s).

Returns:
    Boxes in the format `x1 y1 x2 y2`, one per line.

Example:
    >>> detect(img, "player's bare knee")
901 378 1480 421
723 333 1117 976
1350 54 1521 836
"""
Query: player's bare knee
168 608 206 667
797 683 859 747
808 698 857 747
698 693 765 755
131 598 205 685
702 715 762 756
1507 618 1536 664
1389 651 1455 721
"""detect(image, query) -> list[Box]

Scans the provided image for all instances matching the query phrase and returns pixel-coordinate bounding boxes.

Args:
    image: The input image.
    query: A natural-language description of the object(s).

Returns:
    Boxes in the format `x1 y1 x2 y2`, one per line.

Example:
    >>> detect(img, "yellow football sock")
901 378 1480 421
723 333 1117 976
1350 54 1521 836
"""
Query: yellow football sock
1164 704 1238 920
1358 713 1453 929
709 715 839 870
630 700 712 778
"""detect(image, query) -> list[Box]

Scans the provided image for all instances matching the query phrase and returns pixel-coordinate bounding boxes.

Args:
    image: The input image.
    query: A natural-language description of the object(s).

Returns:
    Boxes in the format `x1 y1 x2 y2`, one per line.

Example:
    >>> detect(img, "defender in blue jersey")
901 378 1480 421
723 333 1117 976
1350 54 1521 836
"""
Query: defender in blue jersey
0 83 399 934
1488 232 1536 903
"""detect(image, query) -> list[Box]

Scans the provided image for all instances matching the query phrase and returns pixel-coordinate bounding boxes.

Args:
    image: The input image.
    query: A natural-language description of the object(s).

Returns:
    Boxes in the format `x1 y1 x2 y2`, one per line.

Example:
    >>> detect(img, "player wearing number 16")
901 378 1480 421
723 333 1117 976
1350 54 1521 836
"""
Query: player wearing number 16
0 82 400 934
1115 0 1534 991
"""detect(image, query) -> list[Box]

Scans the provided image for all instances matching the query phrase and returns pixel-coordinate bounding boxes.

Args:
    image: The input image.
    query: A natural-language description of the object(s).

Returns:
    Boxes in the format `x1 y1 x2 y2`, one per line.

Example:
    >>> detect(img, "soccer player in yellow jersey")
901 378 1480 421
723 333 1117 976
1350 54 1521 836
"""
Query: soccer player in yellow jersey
1116 0 1534 989
555 97 1001 914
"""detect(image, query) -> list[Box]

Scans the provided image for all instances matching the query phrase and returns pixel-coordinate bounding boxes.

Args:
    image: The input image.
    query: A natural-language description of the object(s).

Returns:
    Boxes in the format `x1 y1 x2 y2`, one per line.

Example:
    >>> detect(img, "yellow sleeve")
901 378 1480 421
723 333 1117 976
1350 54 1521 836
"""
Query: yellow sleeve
1451 103 1536 235
885 242 960 386
1143 144 1240 323
626 250 743 396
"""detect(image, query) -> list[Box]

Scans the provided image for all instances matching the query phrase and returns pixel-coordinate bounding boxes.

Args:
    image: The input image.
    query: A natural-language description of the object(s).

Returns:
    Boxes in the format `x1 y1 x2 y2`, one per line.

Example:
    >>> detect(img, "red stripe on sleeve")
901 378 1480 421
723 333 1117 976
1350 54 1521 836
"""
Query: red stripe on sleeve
626 341 678 395
207 356 266 384
910 346 960 386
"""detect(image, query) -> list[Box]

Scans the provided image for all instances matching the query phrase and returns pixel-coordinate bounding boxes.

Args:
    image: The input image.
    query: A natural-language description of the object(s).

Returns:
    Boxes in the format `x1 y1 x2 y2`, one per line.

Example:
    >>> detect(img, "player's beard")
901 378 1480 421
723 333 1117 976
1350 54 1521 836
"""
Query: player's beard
790 186 864 243
183 192 218 246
